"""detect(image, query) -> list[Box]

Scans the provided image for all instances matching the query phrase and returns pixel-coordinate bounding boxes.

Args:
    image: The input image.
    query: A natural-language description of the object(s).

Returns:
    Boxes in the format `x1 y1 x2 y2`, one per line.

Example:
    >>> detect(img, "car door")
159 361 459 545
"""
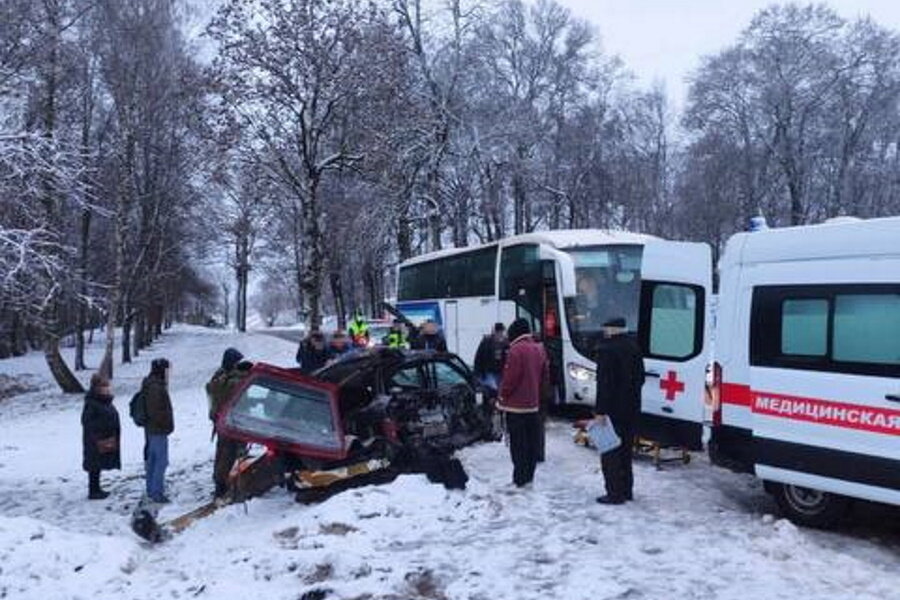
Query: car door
637 240 712 449
217 365 346 461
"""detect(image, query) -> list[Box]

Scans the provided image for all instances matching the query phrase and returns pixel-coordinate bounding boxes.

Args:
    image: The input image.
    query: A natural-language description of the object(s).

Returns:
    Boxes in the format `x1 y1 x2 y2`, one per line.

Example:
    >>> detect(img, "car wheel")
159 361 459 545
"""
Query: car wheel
771 482 851 529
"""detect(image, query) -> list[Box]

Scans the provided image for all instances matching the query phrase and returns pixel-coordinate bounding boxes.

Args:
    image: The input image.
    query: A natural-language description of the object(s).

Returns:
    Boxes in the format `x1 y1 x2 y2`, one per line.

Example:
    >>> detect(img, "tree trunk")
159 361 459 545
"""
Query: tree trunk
300 182 324 330
121 309 132 364
330 271 346 330
45 336 84 394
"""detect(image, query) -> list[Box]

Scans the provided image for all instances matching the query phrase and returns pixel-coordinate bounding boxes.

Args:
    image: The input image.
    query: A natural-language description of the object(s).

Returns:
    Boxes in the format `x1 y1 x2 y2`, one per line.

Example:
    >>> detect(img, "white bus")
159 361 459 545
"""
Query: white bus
396 230 712 449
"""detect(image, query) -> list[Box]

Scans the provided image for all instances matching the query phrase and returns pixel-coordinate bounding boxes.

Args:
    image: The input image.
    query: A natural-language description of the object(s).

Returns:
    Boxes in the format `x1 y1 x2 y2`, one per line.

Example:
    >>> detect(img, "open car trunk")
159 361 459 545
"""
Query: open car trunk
217 354 495 497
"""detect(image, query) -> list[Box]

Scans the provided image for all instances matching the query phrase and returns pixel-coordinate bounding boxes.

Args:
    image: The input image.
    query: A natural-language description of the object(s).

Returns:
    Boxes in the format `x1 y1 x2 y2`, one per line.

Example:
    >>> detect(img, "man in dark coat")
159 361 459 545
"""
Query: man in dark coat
296 330 330 373
593 317 645 504
410 320 447 352
497 318 549 487
206 347 251 499
473 322 509 397
143 358 173 503
81 373 121 500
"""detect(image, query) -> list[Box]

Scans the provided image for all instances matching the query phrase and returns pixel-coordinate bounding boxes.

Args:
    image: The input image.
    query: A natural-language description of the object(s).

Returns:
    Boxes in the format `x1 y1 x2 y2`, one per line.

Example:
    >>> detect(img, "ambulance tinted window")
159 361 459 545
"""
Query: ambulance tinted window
649 284 698 358
751 285 900 377
833 294 900 365
639 281 704 361
781 299 828 356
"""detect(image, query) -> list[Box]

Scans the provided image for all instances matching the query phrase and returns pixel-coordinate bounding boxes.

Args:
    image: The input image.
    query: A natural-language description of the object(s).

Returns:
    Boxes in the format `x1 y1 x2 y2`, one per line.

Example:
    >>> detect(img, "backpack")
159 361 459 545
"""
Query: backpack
130 390 147 427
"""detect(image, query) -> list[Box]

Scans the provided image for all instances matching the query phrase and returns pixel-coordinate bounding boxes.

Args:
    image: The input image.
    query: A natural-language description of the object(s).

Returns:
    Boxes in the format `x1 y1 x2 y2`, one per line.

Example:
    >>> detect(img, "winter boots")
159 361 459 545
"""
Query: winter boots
88 470 110 500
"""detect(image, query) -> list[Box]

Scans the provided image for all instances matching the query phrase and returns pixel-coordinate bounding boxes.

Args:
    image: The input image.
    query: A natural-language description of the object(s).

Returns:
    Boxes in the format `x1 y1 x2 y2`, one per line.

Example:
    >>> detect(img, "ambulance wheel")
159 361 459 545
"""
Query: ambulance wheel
771 483 850 529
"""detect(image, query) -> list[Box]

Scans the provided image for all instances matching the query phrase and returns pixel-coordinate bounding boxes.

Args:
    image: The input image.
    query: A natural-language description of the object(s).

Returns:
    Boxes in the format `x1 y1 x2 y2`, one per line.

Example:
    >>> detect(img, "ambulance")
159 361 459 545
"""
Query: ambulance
709 217 900 527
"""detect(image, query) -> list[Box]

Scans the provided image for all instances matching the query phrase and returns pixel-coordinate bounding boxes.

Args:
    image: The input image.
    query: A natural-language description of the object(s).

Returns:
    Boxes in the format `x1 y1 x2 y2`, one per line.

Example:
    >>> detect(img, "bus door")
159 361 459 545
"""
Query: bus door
637 240 712 450
499 244 564 403
444 300 460 354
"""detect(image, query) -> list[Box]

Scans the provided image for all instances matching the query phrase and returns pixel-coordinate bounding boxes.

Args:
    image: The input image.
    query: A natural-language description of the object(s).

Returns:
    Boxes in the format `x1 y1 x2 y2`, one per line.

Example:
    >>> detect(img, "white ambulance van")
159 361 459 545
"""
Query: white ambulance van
709 217 900 527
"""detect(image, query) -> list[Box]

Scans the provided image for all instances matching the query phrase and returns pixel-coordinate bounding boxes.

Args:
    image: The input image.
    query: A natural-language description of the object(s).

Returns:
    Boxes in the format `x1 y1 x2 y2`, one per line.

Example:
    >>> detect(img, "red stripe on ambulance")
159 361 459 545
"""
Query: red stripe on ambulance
721 384 900 435
754 391 900 435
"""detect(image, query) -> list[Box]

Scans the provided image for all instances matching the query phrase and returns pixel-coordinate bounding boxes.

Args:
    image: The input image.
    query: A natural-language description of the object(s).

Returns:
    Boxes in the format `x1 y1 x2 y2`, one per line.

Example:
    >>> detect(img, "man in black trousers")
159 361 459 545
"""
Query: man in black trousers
593 317 645 504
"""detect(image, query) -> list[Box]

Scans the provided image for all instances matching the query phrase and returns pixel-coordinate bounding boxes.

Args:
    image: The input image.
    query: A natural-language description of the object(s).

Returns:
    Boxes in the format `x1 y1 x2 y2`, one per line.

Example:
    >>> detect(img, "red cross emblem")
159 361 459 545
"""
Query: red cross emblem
660 370 685 401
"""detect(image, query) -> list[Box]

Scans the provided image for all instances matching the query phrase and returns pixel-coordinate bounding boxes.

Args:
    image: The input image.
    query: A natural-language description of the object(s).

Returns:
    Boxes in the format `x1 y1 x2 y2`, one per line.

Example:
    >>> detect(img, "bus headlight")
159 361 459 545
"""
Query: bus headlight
567 362 596 383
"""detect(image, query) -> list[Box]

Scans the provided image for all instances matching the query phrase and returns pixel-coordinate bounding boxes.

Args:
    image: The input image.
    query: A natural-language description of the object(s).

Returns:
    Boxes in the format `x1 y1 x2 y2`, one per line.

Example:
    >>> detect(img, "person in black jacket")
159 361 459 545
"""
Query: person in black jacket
593 317 645 504
410 320 447 352
473 322 508 397
81 373 121 500
296 330 330 373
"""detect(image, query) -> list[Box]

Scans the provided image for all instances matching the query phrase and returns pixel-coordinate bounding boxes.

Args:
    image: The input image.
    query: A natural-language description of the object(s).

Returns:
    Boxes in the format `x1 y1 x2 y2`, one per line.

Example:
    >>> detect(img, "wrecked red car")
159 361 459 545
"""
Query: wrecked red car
216 348 497 500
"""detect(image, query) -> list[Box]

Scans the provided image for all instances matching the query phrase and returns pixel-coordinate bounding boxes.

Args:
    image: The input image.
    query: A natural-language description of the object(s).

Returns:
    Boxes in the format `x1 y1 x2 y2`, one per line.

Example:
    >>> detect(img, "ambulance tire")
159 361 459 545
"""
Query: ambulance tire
771 482 851 529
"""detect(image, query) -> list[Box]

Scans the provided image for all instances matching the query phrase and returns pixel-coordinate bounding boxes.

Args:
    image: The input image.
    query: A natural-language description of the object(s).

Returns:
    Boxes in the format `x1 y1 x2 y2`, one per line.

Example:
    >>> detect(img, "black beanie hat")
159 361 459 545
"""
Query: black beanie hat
222 347 244 370
151 357 170 376
507 318 531 342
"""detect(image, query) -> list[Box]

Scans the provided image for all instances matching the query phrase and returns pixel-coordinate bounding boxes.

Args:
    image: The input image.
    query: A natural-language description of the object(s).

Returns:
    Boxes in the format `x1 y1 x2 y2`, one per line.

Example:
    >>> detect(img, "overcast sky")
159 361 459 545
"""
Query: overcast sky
555 0 900 110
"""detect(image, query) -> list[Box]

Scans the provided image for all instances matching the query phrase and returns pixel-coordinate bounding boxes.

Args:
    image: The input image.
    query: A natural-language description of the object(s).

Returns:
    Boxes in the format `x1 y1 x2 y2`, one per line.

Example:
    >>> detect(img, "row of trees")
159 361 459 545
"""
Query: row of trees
2 1 900 390
0 0 214 389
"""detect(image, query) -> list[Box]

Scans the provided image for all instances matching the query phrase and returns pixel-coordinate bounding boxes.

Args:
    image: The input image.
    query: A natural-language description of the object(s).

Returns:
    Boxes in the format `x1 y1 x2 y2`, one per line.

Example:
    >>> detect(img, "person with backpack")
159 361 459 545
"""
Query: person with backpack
141 358 173 503
206 348 251 499
81 373 121 500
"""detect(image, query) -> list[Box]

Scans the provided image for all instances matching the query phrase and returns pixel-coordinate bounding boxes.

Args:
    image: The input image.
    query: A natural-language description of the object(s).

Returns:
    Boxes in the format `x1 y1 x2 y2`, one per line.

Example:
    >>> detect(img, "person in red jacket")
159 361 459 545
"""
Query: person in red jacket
497 318 549 487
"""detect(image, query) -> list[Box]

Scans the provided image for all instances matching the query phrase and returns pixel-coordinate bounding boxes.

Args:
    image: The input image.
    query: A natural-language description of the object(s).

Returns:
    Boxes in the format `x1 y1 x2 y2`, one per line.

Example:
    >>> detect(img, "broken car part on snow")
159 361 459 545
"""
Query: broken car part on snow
132 349 495 542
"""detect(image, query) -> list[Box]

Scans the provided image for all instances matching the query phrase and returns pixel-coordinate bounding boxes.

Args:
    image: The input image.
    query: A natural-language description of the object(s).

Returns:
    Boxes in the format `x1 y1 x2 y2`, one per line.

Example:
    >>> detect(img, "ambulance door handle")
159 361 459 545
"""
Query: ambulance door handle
646 371 661 378
886 394 900 403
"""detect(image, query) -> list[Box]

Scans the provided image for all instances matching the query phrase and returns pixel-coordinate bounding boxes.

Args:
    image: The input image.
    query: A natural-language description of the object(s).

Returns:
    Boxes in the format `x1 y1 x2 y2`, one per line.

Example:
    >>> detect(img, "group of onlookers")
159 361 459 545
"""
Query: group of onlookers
80 311 644 508
80 358 173 502
492 315 644 505
79 349 251 504
295 316 450 373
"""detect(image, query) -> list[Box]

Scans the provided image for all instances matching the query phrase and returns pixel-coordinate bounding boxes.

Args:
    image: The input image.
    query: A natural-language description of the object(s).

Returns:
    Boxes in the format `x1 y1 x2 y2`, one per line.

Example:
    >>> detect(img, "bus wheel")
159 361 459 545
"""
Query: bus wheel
771 482 851 529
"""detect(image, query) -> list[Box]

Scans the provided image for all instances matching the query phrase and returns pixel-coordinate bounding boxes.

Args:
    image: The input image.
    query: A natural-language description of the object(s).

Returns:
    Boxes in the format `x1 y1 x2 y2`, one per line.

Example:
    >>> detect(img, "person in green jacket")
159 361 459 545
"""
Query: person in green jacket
348 311 370 348
206 348 251 499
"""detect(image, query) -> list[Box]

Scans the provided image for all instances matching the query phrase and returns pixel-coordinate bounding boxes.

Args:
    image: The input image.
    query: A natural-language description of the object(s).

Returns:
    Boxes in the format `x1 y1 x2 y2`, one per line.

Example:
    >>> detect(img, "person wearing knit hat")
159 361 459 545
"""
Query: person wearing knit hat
497 318 550 488
206 348 251 499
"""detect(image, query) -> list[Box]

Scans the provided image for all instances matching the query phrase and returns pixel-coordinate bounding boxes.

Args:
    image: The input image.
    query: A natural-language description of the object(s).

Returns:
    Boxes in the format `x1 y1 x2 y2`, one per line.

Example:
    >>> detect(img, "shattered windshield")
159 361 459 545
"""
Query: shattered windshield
224 378 341 450
564 245 643 357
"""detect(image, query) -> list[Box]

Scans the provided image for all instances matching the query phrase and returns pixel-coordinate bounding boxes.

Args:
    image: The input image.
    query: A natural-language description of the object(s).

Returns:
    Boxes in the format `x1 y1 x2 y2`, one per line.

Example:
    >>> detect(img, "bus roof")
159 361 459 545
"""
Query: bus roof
721 216 900 268
400 229 656 267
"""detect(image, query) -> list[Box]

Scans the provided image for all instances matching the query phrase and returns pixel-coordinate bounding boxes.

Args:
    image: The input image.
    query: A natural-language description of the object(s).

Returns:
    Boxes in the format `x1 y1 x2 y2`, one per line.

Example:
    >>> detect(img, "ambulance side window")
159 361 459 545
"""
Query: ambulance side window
751 285 900 378
781 299 828 356
833 294 900 366
639 281 704 361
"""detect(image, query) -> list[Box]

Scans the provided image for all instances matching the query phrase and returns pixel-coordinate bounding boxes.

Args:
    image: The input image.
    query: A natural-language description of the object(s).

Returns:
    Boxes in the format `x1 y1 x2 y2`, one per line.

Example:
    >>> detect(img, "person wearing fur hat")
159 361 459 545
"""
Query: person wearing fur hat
497 318 549 488
81 373 121 500
206 347 251 499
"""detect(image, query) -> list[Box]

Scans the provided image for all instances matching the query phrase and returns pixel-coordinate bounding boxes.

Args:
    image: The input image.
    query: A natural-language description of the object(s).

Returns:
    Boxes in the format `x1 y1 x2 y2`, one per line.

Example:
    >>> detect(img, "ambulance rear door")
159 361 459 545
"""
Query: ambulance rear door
637 240 713 450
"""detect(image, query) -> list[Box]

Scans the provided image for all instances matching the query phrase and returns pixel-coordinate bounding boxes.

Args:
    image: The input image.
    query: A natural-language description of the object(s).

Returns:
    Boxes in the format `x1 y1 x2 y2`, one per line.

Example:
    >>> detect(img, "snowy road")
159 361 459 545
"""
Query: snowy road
1 326 898 600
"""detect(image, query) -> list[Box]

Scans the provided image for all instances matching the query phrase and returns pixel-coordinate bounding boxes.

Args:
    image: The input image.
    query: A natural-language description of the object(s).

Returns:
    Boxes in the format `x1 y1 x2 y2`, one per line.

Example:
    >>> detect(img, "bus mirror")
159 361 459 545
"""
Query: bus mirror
538 245 577 298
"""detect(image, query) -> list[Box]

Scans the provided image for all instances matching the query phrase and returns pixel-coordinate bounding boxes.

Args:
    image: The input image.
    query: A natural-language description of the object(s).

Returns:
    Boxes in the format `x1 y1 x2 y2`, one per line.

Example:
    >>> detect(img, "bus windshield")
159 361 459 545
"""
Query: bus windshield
564 245 643 356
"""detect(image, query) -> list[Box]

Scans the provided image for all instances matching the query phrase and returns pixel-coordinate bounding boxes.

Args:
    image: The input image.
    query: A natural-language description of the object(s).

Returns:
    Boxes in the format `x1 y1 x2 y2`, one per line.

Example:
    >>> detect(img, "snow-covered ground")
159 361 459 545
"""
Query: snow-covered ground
1 326 898 600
